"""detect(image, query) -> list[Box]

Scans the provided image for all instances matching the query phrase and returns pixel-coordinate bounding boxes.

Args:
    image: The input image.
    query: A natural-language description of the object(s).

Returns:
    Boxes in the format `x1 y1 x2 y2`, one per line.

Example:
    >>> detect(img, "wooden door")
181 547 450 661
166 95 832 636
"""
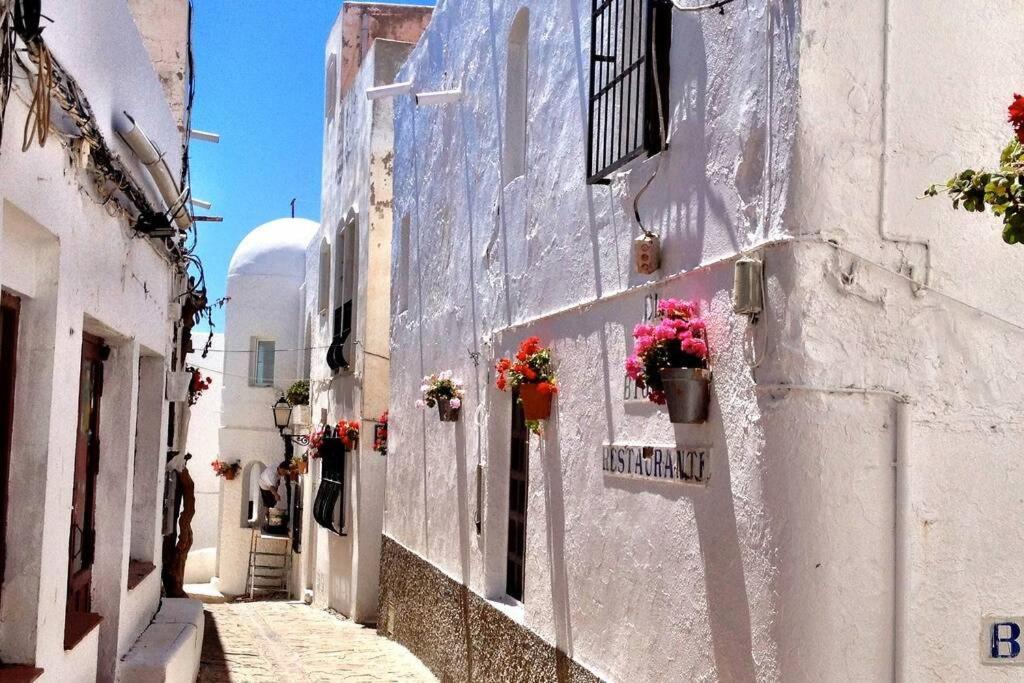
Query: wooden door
0 292 21 610
67 333 105 618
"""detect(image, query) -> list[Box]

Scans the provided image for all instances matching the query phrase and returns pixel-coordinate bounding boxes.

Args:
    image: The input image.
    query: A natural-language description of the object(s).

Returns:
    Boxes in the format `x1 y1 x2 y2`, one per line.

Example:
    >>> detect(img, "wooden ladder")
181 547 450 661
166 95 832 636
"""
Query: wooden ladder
246 528 291 600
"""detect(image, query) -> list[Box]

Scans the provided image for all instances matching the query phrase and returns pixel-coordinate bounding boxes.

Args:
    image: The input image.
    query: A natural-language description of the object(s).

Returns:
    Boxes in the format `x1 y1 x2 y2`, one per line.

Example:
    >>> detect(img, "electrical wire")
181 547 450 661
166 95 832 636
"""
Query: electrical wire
663 0 737 12
20 36 49 151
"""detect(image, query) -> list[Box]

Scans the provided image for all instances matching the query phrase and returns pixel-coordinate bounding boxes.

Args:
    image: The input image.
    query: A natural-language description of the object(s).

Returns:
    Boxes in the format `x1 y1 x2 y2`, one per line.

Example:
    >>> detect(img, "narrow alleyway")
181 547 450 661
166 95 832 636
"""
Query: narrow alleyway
199 601 435 682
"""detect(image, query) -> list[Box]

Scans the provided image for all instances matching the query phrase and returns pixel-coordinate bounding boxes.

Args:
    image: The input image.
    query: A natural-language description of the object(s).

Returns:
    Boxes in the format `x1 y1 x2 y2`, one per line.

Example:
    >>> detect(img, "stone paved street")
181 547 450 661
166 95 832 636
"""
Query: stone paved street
199 600 436 682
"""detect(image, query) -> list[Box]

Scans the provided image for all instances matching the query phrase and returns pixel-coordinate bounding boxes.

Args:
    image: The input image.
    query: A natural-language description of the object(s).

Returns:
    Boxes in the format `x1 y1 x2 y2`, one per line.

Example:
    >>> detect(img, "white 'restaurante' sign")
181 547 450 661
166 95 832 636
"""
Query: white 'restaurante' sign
601 444 710 486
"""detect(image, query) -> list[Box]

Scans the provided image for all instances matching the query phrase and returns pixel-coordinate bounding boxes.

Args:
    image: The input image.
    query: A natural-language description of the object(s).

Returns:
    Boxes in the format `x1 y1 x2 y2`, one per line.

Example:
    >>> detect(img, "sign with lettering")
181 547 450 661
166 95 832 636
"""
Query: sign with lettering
601 444 710 486
623 293 661 403
984 617 1024 664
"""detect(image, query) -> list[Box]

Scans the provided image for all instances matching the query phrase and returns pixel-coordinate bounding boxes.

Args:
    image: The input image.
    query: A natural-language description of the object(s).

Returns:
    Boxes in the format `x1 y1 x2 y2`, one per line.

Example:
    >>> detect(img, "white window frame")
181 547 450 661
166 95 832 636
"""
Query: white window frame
250 338 276 387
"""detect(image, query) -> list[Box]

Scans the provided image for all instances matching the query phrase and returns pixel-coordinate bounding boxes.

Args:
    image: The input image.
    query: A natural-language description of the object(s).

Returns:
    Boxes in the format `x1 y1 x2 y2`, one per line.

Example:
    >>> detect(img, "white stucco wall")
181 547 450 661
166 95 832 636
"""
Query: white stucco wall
185 333 224 583
215 218 317 596
385 0 1024 681
298 26 415 623
0 1 187 680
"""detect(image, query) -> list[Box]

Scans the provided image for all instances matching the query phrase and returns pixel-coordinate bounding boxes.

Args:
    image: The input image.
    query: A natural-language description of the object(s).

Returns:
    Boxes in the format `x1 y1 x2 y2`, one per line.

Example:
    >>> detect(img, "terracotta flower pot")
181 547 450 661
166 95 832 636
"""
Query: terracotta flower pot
437 398 461 422
224 470 236 481
519 383 553 420
659 367 710 424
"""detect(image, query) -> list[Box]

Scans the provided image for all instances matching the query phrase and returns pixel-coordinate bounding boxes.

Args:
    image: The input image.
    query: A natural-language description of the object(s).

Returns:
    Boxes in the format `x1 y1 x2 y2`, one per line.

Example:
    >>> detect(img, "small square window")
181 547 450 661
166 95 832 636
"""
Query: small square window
250 339 275 387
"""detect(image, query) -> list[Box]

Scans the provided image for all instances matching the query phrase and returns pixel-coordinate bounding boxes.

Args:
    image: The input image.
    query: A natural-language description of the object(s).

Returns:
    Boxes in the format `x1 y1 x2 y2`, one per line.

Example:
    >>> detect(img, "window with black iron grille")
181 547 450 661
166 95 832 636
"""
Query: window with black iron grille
506 392 529 602
587 0 672 184
313 434 346 536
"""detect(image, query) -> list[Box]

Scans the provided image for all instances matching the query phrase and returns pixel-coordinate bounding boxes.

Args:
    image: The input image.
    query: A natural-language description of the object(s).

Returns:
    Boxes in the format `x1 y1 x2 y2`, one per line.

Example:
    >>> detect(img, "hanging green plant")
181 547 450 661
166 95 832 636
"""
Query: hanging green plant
924 94 1024 244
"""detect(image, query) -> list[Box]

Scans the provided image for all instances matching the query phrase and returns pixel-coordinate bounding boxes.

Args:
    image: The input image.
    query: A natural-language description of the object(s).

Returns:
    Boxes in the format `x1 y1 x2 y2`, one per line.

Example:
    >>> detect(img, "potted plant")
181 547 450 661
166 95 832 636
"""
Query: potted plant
292 454 309 475
187 366 213 406
496 336 558 423
417 371 464 422
924 93 1024 244
211 459 240 480
337 420 360 451
287 380 311 427
626 298 711 423
374 411 388 456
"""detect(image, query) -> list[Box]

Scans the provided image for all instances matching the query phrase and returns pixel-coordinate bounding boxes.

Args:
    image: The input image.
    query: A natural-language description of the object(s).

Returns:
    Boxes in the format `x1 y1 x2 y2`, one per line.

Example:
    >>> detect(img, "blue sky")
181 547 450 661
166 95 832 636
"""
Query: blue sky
189 0 433 332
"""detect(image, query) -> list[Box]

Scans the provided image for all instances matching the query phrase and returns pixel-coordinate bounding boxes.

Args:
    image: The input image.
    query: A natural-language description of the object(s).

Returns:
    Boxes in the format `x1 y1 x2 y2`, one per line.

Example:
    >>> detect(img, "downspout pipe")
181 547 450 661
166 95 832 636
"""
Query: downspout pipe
114 111 192 231
755 383 912 680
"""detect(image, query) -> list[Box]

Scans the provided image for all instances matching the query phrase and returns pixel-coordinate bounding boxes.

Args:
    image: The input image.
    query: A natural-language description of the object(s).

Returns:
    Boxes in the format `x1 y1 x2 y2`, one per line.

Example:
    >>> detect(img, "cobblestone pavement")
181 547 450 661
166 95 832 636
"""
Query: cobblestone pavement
199 600 436 682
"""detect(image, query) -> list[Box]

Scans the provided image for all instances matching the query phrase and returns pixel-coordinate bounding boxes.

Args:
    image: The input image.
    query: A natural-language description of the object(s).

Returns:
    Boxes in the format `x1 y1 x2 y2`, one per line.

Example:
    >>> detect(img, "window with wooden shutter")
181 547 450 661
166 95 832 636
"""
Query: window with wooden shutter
587 0 672 184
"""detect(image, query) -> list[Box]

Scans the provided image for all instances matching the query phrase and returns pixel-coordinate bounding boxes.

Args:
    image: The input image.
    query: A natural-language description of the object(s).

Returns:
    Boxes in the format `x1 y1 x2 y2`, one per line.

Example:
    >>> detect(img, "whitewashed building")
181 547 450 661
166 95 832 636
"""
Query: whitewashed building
184 333 224 585
296 2 431 624
382 0 1024 681
213 217 318 598
0 0 204 681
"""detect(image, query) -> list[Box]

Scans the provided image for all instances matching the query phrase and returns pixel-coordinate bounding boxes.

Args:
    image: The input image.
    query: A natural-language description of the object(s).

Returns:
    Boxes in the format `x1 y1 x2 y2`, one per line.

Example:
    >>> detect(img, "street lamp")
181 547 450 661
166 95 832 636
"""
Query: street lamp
272 397 293 430
272 396 309 460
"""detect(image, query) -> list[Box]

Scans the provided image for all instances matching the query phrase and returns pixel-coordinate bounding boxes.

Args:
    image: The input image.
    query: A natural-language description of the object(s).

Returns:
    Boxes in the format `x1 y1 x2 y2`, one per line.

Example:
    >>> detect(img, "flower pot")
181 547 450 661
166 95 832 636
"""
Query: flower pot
165 370 190 402
291 405 311 430
437 398 461 422
224 470 236 481
660 367 711 424
519 383 553 421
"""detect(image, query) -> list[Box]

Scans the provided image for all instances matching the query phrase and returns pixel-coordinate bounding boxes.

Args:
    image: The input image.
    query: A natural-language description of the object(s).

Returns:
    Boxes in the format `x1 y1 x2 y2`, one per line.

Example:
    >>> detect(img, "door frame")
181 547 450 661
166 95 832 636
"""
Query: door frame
66 332 106 629
0 291 21 611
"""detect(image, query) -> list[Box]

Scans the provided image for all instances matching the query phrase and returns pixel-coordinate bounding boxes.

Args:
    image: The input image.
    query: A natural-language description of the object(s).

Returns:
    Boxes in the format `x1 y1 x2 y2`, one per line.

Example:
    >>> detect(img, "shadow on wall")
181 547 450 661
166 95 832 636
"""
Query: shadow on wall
539 413 575 662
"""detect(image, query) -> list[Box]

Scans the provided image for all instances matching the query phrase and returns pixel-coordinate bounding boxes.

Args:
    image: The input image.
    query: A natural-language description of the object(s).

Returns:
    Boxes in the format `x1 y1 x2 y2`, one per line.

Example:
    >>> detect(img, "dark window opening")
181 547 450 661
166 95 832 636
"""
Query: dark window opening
587 0 672 184
0 292 21 612
506 391 529 602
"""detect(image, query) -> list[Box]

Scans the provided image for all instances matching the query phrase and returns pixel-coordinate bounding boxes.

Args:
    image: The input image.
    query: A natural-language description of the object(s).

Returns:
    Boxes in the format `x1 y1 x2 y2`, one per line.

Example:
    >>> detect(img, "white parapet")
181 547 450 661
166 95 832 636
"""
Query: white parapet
119 598 205 683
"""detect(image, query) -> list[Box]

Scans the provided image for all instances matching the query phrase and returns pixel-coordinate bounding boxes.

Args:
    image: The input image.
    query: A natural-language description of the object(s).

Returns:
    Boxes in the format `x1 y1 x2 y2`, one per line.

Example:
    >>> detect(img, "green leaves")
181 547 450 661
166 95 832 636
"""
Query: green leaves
924 137 1024 244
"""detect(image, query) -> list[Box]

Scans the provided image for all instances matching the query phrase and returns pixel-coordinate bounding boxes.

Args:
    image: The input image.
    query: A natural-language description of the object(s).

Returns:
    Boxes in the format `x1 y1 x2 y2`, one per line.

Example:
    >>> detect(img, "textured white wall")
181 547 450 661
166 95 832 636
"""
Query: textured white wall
0 0 184 677
216 219 316 596
302 33 410 623
385 0 1024 681
185 333 224 581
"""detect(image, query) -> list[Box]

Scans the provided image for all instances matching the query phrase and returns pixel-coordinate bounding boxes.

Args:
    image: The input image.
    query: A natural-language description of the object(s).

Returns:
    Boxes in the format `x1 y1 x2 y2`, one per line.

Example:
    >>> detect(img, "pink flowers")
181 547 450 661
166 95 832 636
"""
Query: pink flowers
625 298 709 405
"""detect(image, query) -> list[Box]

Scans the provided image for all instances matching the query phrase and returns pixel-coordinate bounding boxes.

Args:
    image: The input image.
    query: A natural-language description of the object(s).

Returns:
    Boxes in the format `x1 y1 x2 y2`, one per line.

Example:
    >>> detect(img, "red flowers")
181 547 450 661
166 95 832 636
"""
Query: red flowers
373 412 388 455
1010 93 1024 143
495 337 557 394
186 366 213 406
211 459 238 478
337 419 360 449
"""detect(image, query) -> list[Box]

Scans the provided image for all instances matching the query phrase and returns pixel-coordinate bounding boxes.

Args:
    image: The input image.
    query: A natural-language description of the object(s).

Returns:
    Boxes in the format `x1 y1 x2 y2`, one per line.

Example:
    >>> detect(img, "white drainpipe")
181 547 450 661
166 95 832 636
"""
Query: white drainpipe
114 111 192 231
756 383 912 680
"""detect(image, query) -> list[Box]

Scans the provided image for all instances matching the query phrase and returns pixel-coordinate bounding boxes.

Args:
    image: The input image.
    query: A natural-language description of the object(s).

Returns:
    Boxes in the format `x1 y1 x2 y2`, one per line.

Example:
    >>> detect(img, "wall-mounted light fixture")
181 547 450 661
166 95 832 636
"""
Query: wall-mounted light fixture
732 255 764 316
415 88 463 106
366 81 414 101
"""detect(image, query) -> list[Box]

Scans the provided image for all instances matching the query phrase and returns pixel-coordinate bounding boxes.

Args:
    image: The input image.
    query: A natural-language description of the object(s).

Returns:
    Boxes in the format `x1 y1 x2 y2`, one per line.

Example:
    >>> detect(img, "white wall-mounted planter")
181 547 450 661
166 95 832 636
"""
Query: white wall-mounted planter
291 404 312 430
165 370 191 402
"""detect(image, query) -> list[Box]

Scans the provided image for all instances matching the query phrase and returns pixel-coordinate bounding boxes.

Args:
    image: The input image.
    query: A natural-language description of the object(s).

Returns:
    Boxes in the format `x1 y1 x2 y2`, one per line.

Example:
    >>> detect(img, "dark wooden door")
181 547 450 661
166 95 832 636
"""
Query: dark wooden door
506 391 529 602
0 292 21 611
67 333 105 618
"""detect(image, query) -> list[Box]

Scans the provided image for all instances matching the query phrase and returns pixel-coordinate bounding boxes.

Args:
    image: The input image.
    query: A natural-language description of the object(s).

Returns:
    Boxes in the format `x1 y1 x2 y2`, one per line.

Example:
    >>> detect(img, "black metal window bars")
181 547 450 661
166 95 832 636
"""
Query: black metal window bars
312 429 347 536
587 0 672 184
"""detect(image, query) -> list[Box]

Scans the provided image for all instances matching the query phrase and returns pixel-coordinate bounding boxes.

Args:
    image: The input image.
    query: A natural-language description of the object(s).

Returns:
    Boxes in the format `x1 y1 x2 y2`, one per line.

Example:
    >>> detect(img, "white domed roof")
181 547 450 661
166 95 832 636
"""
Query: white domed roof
228 217 318 279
